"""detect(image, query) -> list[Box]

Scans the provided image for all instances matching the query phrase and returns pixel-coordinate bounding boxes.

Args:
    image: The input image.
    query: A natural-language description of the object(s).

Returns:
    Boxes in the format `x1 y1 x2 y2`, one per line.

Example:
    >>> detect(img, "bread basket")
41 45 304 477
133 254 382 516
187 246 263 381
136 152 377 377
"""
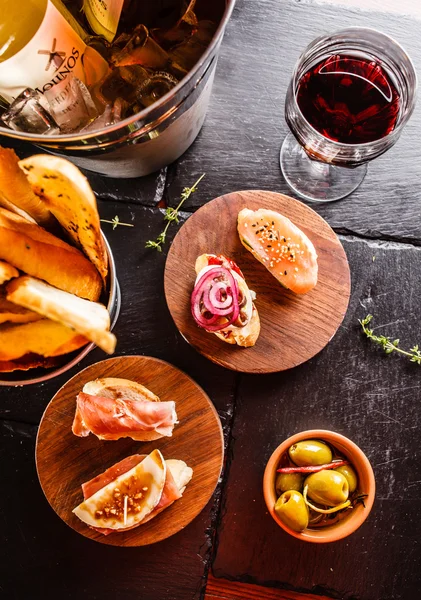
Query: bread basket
0 233 120 387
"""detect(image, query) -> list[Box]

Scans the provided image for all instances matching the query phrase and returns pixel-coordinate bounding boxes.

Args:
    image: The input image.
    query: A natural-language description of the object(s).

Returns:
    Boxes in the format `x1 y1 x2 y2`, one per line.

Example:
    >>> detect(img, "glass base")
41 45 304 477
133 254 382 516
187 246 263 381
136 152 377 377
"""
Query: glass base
280 133 368 203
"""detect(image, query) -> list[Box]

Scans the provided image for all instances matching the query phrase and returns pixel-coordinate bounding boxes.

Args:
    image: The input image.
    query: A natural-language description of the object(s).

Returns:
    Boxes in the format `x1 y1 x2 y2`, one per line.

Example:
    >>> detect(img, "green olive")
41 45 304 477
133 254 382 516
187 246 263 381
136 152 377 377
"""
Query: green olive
288 440 332 467
275 473 304 495
305 470 349 506
274 490 309 532
335 464 358 493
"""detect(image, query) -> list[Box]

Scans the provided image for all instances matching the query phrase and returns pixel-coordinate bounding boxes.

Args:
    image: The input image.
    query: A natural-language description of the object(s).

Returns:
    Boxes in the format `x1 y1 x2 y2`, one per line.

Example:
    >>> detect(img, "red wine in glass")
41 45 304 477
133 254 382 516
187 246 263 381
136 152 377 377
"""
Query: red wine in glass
296 54 401 144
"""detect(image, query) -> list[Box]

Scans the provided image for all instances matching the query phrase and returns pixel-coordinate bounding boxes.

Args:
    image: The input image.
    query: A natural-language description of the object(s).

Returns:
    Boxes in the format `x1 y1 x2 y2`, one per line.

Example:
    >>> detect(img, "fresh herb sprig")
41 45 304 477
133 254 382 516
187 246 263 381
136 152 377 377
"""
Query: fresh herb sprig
359 314 421 364
145 173 205 252
101 215 134 230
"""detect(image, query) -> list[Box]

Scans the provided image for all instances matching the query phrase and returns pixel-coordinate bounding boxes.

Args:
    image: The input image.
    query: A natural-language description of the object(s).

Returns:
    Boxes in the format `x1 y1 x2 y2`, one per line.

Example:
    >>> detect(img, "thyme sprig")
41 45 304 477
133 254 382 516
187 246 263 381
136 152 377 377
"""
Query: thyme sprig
359 314 421 364
101 215 134 230
145 173 205 252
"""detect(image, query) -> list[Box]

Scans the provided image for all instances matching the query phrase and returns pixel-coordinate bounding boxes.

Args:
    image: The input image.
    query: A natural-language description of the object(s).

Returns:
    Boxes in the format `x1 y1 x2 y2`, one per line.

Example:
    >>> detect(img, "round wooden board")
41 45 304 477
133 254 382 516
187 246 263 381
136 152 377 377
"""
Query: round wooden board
164 190 351 373
36 355 224 546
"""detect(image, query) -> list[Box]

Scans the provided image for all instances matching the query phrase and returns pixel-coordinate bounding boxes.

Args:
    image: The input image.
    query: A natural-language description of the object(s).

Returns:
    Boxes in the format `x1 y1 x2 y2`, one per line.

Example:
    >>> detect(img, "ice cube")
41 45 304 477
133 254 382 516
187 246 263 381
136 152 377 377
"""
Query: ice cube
79 97 131 133
111 24 187 80
90 65 150 114
169 20 216 72
151 0 198 50
1 88 59 134
137 71 178 107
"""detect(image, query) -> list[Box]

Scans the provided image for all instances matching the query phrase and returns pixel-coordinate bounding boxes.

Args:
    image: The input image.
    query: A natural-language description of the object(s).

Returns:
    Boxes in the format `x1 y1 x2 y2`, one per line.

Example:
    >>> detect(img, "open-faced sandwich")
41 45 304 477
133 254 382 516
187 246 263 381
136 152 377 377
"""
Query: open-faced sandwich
0 147 116 372
191 253 260 347
73 449 193 535
72 377 178 441
237 208 318 294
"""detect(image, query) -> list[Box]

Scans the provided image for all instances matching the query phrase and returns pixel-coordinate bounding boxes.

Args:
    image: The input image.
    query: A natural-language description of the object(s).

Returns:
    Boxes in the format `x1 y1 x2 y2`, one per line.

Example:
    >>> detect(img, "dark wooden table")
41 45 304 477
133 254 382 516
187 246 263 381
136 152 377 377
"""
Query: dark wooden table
1 1 421 599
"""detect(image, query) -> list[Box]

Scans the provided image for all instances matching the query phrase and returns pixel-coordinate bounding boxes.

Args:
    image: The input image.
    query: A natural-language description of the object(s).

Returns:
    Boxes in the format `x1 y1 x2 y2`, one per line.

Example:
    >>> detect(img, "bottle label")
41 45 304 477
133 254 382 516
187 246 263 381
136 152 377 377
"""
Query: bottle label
0 2 88 103
83 0 125 42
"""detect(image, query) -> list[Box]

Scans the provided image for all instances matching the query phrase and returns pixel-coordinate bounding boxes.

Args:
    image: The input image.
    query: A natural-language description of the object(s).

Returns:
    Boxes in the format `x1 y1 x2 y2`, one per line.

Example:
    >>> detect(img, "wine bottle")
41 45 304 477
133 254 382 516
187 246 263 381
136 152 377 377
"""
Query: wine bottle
82 0 126 42
0 0 107 105
81 0 185 43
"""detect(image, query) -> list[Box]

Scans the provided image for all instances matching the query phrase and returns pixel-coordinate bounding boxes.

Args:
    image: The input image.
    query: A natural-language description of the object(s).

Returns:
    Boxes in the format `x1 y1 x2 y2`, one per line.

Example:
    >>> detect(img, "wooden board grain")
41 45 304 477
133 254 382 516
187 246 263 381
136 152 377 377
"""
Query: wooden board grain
36 355 224 546
164 190 350 373
205 574 334 600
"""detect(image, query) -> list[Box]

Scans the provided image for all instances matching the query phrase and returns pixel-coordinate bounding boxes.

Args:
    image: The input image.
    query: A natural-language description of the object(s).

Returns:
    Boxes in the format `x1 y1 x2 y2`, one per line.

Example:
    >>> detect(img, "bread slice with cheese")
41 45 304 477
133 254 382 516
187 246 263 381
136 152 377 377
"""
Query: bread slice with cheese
6 276 116 354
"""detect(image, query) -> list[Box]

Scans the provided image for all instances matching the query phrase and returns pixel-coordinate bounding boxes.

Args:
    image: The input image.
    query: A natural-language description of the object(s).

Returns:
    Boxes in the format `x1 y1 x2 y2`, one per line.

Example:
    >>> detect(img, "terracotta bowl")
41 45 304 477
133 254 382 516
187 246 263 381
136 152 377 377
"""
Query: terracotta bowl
263 429 375 543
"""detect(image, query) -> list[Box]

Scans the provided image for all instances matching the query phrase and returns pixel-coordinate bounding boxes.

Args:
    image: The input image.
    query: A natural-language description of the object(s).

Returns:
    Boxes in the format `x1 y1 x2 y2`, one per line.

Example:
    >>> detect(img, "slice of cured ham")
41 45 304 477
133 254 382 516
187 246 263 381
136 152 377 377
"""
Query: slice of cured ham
81 454 182 536
72 392 178 440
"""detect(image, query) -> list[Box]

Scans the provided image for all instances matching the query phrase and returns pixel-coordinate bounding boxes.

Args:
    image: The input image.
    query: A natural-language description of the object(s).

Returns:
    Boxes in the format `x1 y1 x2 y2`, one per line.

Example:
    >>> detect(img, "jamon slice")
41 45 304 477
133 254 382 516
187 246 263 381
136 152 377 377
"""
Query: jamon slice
80 454 191 536
72 392 178 441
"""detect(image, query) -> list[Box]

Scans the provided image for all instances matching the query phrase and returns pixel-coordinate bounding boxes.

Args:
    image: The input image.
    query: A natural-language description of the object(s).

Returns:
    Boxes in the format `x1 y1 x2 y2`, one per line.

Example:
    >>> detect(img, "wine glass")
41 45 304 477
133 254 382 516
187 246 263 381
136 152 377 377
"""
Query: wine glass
280 28 417 202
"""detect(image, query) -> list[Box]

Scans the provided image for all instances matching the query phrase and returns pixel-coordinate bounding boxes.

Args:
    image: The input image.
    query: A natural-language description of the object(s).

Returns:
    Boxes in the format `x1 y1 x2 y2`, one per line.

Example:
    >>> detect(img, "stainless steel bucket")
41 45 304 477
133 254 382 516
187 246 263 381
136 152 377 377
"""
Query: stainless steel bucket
0 1 236 178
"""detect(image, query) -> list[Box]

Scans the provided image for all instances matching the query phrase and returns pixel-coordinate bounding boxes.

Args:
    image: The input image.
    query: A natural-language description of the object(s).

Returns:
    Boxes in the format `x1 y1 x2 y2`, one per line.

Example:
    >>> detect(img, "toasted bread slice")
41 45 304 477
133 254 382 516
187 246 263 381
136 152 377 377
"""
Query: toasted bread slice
214 305 260 347
0 208 102 300
165 459 193 495
0 148 54 226
83 378 160 403
0 260 19 285
0 295 41 324
81 377 165 442
19 155 108 284
237 208 318 294
0 353 65 373
7 276 116 355
140 459 193 525
194 253 260 348
0 319 88 361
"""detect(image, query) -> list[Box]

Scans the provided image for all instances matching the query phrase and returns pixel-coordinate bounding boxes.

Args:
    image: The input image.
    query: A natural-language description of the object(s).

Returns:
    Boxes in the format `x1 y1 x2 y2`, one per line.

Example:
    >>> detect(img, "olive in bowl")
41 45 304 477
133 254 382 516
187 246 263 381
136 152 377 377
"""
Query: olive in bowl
263 430 375 543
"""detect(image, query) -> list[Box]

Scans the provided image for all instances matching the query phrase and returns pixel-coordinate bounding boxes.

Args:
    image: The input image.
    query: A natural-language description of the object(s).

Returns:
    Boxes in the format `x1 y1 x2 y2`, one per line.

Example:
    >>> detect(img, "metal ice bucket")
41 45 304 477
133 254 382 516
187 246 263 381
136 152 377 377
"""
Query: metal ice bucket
0 1 236 178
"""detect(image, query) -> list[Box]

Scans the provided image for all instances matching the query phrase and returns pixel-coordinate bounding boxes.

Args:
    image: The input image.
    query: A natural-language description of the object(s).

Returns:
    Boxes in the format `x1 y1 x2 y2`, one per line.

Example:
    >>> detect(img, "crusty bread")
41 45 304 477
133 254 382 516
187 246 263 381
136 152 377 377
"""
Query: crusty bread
0 293 41 325
0 260 19 285
140 459 193 524
0 148 53 226
83 378 160 403
0 319 88 362
0 353 64 373
82 377 165 442
6 276 116 355
165 459 193 495
194 253 260 348
0 208 102 301
214 305 260 347
19 155 108 284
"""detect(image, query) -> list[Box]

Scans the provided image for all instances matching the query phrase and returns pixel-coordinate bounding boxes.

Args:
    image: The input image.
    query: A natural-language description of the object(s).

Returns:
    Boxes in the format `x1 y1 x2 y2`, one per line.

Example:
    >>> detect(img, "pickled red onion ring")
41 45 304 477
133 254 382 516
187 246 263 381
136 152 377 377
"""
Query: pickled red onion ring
203 281 233 315
191 266 240 332
209 282 232 309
